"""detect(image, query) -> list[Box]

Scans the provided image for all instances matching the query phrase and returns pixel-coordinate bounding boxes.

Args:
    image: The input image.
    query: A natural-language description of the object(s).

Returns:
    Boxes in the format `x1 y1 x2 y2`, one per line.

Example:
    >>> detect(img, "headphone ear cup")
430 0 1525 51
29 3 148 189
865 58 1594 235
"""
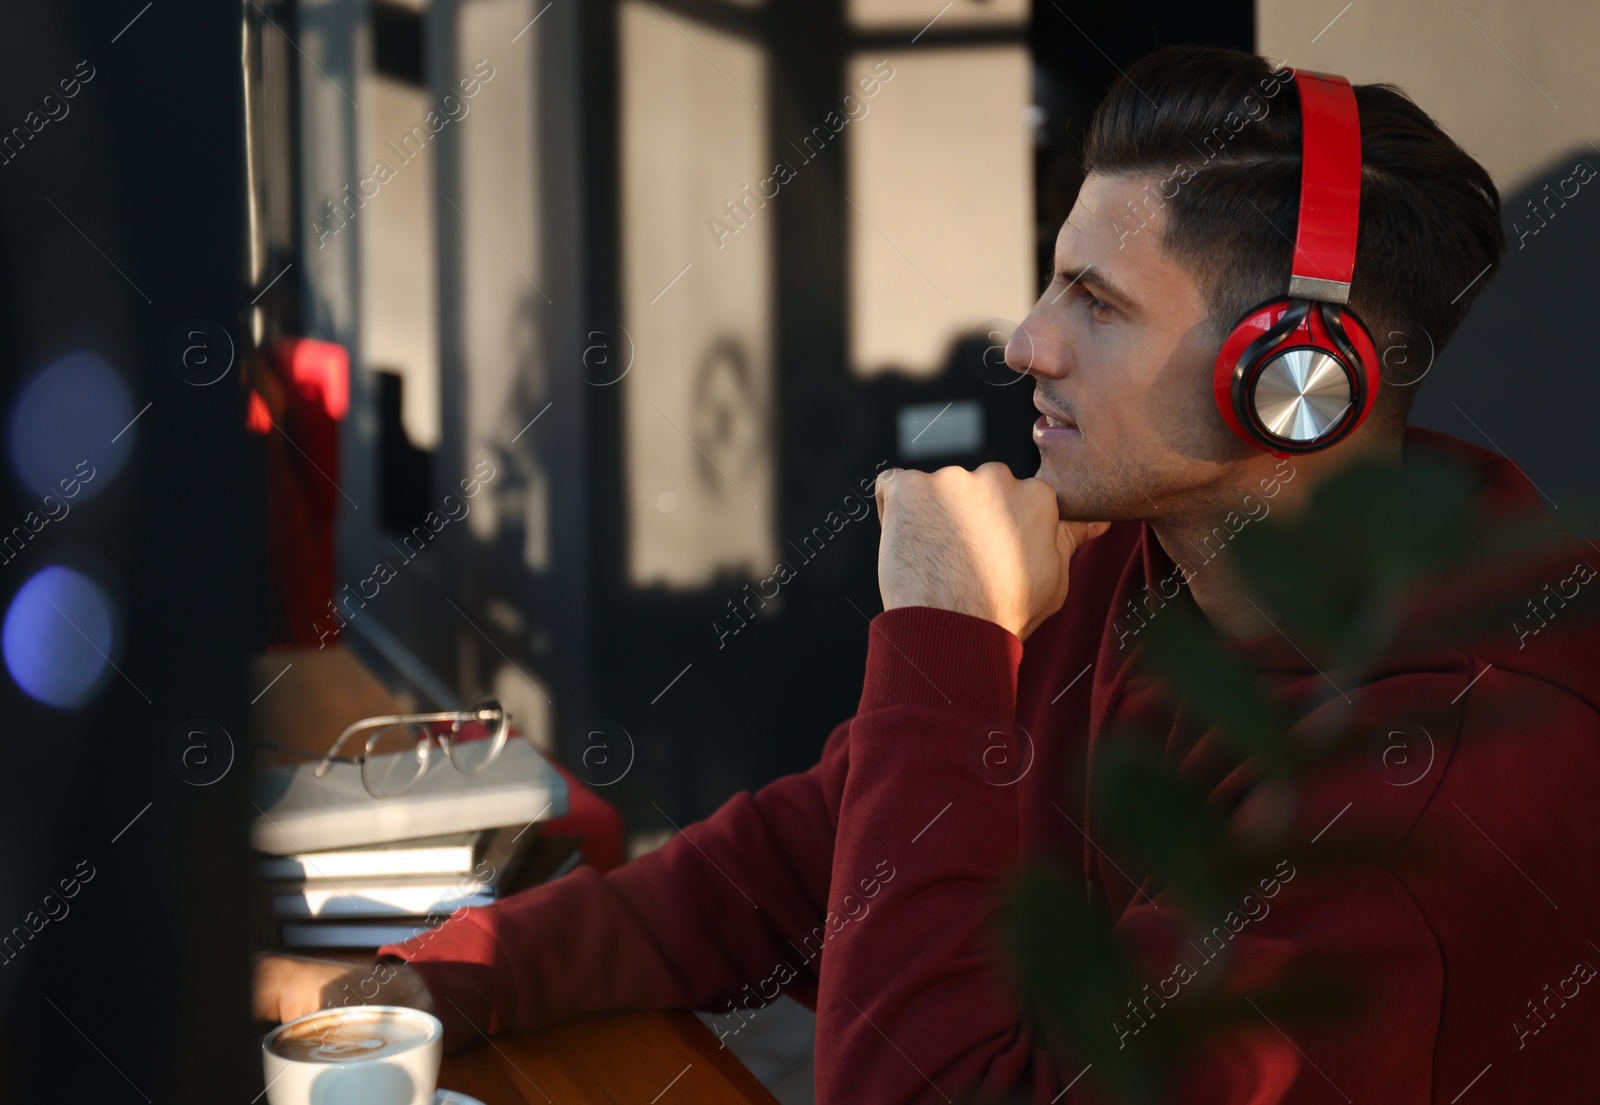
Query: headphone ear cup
1316 301 1358 364
1213 297 1304 455
1311 301 1381 439
1213 297 1380 455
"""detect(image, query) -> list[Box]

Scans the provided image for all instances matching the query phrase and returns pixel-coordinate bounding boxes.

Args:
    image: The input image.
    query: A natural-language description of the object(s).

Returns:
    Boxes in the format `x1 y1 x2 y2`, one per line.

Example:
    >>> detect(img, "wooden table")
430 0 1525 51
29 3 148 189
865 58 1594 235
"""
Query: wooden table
438 1011 780 1104
251 649 781 1105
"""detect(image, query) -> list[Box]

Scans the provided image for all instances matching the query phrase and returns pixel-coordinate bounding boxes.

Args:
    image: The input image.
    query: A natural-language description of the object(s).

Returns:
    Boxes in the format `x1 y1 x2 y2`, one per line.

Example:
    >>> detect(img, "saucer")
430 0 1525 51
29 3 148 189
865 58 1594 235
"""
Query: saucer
435 1093 487 1105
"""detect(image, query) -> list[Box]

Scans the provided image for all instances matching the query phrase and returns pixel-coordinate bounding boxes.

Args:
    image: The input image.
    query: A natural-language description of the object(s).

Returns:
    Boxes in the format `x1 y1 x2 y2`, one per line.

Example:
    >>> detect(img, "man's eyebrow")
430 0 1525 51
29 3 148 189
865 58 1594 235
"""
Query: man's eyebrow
1052 264 1139 311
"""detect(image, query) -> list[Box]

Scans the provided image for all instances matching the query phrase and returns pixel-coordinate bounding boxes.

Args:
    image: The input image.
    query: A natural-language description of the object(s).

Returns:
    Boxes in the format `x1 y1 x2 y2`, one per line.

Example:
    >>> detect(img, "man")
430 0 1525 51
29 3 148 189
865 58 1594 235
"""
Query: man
257 45 1600 1102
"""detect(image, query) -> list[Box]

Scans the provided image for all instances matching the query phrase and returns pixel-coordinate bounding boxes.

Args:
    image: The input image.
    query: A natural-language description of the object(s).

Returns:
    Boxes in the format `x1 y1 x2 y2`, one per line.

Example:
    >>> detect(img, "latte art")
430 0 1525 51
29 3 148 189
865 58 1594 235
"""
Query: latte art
269 1010 433 1064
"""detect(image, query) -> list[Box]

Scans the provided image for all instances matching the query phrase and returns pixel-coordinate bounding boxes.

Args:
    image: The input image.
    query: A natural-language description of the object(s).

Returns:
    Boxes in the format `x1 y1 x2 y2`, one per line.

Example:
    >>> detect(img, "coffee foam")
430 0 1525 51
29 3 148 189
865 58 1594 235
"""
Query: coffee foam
270 1009 433 1065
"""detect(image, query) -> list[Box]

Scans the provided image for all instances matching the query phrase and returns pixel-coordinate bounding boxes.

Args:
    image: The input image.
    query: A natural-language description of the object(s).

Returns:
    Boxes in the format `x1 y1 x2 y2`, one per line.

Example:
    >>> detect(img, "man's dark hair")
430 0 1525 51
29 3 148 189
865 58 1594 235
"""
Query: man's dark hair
1083 45 1506 426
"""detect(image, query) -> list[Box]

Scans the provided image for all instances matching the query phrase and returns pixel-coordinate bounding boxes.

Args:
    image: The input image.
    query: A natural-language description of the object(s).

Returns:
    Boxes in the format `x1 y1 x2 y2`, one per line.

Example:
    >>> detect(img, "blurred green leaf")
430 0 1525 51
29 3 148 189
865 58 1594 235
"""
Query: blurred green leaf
1001 863 1165 1104
1139 598 1298 774
1093 741 1239 923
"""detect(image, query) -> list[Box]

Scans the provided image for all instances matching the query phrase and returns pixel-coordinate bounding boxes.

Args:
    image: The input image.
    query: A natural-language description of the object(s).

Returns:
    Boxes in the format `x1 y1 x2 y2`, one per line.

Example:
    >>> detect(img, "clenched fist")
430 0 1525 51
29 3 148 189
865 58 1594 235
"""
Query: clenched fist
873 462 1108 641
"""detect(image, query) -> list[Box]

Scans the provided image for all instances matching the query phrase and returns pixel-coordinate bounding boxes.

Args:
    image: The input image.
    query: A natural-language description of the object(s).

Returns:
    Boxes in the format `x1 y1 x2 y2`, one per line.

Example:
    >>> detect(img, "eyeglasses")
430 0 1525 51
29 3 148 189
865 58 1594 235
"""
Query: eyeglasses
257 697 510 799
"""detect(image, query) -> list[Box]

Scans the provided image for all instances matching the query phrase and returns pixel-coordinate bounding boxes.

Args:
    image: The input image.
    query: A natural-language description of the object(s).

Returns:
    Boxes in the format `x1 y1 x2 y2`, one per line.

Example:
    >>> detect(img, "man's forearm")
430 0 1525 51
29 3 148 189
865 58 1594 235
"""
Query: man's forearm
815 605 1038 1105
376 729 850 1051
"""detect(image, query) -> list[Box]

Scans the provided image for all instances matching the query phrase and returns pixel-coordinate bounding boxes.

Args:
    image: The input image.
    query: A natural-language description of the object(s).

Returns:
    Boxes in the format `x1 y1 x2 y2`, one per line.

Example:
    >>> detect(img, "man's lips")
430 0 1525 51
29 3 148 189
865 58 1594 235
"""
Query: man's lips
1033 415 1079 445
1032 396 1078 435
1036 394 1075 425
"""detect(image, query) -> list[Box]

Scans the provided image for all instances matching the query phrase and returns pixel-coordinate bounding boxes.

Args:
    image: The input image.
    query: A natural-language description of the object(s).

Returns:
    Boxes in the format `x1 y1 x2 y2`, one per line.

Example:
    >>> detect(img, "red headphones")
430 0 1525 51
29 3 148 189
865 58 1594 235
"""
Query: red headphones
1213 69 1379 457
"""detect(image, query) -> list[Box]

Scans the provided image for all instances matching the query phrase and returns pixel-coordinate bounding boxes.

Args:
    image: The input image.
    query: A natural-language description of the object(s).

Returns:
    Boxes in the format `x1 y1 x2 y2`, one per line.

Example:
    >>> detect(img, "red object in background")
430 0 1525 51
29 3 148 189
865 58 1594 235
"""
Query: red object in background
540 753 625 874
249 336 350 649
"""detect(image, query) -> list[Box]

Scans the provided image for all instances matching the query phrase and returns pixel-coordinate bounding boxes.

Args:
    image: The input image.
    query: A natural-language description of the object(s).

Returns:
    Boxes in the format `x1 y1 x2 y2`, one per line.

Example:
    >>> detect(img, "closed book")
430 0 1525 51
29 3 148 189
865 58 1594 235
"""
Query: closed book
272 880 495 918
281 919 445 948
250 734 566 854
254 830 490 881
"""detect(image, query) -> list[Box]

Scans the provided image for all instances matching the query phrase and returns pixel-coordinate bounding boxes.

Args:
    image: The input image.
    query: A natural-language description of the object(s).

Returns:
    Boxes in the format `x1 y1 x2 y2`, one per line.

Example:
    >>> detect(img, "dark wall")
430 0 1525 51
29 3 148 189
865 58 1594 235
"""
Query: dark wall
1410 148 1600 533
0 1 258 1098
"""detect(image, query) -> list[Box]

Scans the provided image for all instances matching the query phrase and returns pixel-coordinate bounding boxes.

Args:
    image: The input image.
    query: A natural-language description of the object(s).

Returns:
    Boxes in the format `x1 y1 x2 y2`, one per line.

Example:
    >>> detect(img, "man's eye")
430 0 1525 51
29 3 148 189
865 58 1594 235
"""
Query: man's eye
1081 290 1113 318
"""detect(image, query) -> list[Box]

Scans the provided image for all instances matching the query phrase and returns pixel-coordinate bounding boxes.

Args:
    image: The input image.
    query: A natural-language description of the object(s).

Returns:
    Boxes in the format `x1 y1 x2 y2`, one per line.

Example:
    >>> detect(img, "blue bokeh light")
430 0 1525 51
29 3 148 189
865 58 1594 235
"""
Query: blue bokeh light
7 351 133 504
3 566 117 709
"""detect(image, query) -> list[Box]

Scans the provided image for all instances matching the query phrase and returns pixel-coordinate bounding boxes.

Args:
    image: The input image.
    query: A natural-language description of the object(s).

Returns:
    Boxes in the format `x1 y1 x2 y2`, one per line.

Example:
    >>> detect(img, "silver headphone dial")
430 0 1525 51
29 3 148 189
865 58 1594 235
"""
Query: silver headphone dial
1253 347 1354 443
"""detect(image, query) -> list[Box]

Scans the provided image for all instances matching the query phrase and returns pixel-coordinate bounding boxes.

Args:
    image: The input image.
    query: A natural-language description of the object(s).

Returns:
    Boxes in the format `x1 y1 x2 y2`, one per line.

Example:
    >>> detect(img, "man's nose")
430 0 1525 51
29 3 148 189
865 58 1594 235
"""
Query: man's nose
1004 317 1063 379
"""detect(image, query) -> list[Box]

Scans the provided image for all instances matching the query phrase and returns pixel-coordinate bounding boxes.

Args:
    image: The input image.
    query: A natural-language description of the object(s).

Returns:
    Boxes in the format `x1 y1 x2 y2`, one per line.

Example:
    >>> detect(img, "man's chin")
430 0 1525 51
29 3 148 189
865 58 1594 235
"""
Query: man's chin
1033 460 1080 512
1034 463 1143 524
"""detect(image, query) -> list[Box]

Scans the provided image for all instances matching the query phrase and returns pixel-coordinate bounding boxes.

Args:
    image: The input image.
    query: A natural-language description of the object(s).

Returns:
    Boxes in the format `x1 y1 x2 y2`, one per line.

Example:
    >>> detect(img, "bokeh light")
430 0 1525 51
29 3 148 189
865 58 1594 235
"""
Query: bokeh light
3 565 117 709
7 350 134 504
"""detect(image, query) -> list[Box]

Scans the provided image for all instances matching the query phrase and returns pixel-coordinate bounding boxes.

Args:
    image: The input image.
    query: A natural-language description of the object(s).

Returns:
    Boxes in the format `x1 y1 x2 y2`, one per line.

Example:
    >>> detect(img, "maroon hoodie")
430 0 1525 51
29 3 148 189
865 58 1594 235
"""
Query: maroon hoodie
379 427 1600 1103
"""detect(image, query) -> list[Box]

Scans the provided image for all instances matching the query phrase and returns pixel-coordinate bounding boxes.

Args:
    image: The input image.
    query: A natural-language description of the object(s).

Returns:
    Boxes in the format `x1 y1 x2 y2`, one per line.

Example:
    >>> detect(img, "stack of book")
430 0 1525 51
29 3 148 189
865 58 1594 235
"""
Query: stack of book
262 826 583 949
251 735 575 950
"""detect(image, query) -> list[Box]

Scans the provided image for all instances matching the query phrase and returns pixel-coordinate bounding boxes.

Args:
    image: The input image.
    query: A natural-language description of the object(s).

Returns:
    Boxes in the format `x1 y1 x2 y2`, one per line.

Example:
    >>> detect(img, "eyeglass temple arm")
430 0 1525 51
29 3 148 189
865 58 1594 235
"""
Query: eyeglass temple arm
311 708 502 779
315 719 375 778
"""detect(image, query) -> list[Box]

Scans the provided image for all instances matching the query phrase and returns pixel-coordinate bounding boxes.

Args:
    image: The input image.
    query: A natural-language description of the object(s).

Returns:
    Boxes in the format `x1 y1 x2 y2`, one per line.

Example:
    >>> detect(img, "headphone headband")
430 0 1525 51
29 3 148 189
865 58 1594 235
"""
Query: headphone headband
1286 71 1362 305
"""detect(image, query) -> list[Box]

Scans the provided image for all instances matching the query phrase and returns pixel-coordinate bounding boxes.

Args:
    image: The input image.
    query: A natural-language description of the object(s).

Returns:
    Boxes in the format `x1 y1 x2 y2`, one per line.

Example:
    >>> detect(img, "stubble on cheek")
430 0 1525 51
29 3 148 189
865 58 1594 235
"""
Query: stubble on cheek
1035 449 1151 523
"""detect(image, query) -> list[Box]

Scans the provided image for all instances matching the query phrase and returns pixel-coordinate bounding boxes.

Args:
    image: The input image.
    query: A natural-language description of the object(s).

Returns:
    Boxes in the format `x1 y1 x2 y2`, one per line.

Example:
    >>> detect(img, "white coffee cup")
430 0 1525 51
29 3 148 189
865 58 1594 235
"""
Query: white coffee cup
261 1005 443 1105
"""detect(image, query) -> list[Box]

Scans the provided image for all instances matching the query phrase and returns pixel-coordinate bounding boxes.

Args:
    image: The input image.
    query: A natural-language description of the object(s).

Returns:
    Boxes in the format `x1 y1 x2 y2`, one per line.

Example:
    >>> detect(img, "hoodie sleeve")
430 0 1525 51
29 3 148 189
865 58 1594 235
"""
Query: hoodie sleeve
815 605 1047 1104
376 718 849 1052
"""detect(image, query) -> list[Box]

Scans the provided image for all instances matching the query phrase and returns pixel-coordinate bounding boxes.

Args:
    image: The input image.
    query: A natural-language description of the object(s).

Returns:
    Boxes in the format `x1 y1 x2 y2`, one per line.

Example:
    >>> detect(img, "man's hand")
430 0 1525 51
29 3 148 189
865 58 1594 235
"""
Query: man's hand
874 462 1109 641
253 952 436 1025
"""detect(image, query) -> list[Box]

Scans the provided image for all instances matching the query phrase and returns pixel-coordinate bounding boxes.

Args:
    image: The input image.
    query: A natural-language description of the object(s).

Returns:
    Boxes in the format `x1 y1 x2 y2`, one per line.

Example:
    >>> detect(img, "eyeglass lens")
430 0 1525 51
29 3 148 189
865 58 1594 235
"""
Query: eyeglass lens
362 723 431 798
447 699 506 776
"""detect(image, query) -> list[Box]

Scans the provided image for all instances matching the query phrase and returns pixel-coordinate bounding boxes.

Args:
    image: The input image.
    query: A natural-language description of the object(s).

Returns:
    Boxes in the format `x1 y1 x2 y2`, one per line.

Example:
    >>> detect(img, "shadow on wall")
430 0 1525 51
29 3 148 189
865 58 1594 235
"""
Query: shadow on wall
1411 146 1600 533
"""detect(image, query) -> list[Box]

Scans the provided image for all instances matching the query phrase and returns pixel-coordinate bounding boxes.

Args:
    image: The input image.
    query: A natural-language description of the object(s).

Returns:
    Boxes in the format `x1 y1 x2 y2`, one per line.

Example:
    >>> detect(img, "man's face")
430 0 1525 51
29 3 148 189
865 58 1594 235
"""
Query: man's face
1006 171 1253 523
